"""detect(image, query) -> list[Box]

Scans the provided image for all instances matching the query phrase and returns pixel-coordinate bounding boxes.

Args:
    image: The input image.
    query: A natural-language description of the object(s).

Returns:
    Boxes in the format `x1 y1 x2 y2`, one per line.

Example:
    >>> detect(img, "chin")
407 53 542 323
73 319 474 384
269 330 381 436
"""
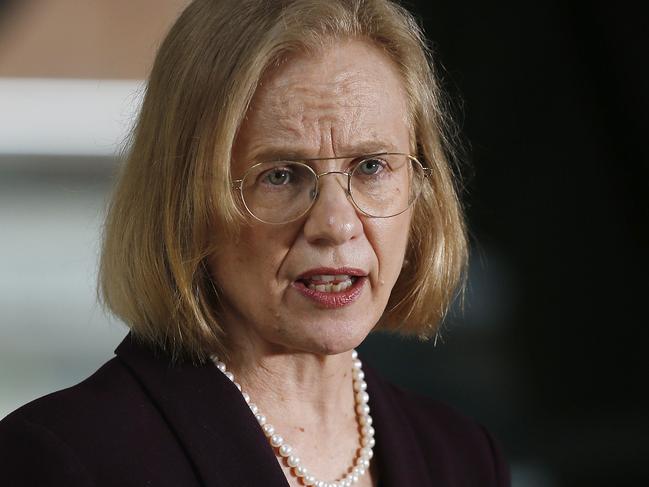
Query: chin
293 318 375 356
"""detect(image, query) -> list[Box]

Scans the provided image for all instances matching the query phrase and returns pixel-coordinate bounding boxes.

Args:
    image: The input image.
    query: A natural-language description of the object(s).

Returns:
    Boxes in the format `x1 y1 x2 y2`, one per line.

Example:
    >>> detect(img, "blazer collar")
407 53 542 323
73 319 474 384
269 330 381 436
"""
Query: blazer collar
115 334 289 487
115 334 432 487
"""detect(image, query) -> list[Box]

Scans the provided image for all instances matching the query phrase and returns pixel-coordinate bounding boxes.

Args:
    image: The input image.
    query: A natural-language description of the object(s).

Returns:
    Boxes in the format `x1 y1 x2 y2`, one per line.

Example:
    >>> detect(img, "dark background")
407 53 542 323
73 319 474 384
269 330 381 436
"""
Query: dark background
360 1 648 486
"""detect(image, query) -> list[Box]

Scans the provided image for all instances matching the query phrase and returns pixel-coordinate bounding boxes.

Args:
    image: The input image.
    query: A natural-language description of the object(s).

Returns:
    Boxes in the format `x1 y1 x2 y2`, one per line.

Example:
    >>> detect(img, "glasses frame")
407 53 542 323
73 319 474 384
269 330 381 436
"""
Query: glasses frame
232 152 432 224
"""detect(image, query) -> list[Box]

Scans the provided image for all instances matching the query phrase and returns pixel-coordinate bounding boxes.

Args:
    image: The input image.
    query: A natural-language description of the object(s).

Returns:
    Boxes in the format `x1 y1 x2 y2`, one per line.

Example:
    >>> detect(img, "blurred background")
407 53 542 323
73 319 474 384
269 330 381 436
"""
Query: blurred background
0 1 647 486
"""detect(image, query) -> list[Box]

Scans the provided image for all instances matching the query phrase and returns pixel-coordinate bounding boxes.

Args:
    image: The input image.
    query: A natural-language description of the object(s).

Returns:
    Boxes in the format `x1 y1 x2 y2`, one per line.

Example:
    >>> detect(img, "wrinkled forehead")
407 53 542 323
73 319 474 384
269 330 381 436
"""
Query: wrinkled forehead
233 40 413 166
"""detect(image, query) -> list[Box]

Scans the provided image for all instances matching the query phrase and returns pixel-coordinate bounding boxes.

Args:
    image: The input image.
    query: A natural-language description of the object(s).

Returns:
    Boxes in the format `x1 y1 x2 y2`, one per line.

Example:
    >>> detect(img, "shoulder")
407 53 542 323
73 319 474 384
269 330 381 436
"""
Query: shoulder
0 357 143 441
0 357 195 487
0 359 129 486
392 379 504 455
386 378 495 447
364 363 510 486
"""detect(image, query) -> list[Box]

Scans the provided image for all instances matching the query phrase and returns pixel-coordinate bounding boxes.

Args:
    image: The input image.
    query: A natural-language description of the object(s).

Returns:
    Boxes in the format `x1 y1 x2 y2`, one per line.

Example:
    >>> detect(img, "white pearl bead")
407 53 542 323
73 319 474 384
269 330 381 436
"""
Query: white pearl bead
359 414 371 426
279 444 292 457
212 351 374 487
262 423 275 436
304 474 316 485
356 404 370 415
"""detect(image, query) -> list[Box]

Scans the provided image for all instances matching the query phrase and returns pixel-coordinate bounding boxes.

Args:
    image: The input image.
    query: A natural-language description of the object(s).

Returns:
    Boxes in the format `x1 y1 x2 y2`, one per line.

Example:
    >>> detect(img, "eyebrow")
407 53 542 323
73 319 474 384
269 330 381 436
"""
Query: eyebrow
249 140 401 163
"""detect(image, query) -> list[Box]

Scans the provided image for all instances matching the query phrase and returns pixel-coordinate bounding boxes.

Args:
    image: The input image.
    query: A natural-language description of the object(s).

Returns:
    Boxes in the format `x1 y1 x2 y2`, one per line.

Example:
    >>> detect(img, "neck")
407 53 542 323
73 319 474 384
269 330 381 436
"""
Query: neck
227 343 357 431
212 337 376 486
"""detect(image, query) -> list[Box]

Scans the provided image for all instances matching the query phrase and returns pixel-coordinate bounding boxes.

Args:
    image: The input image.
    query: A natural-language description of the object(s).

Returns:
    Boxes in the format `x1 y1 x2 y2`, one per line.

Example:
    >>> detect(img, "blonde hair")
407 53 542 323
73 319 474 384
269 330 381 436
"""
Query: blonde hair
99 0 468 362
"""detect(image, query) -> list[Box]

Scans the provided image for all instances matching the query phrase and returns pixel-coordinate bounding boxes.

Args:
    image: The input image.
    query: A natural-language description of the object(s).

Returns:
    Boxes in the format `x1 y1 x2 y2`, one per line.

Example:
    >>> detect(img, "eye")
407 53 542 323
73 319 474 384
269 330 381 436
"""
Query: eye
262 167 292 186
357 158 386 176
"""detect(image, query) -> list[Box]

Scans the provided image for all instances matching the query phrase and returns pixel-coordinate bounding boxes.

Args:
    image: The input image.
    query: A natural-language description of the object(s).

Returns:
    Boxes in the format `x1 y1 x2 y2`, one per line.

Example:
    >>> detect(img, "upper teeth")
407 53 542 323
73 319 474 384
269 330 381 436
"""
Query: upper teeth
305 274 355 293
309 274 351 283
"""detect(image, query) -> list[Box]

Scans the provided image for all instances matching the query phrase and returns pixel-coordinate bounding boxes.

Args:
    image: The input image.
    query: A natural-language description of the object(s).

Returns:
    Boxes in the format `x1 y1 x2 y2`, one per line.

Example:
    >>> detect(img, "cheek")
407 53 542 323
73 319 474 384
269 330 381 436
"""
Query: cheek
211 225 293 289
366 214 411 279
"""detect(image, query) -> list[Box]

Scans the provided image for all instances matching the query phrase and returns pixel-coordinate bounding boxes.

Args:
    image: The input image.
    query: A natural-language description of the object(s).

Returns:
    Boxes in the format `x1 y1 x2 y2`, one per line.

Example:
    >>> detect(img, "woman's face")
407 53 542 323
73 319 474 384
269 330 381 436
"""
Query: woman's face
208 39 413 356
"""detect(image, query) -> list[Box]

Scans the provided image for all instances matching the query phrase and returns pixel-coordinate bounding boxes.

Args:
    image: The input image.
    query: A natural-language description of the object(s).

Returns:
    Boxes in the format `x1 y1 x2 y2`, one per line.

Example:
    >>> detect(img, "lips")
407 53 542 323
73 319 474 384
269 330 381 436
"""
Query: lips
293 267 367 308
296 267 367 292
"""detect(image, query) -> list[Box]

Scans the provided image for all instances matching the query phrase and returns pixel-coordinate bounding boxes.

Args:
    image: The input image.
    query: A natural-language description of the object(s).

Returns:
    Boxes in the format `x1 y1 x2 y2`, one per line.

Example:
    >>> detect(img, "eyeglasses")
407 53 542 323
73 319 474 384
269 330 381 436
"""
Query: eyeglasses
232 153 431 224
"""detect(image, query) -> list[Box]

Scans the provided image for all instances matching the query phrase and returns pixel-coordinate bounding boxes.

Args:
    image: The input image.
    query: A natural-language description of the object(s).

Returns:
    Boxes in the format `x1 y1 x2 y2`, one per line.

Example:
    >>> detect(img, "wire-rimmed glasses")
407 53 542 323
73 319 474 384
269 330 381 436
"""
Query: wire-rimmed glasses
232 153 431 224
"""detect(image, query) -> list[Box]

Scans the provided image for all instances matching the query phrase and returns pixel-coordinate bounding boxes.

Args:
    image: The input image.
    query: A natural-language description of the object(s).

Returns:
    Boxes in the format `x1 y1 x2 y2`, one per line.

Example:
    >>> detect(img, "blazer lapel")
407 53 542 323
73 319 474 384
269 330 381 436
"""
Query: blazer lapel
115 334 290 487
115 334 434 486
363 362 435 486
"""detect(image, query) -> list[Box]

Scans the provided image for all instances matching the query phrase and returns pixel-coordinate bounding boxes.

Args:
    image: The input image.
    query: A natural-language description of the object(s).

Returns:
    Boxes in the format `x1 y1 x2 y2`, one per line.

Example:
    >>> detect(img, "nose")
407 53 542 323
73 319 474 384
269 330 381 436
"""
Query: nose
302 172 363 246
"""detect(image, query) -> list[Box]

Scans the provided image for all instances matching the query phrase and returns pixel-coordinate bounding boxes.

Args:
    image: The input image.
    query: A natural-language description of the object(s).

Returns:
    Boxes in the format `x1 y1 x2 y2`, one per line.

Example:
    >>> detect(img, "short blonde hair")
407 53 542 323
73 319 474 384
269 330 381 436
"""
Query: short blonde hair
99 0 468 362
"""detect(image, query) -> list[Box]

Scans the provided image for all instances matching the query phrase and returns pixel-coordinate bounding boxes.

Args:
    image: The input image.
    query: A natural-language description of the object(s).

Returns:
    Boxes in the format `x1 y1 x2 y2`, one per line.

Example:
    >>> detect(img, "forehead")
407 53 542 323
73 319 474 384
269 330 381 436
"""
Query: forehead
233 39 411 165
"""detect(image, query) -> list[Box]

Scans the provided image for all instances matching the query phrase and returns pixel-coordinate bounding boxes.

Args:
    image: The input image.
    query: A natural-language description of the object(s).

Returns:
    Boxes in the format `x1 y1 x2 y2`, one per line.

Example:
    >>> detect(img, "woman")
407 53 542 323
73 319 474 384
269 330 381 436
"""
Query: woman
0 1 509 486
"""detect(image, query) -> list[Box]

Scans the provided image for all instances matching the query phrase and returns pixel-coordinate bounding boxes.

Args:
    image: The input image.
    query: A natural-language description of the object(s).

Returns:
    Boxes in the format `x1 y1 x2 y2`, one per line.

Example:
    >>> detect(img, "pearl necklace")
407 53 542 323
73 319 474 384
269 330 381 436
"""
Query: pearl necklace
210 350 375 487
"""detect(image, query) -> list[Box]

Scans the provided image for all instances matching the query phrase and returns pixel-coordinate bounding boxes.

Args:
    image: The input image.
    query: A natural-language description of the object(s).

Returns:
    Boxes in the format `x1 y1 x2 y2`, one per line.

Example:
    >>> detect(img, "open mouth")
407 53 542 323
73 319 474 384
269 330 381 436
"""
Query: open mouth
297 274 359 293
293 268 367 308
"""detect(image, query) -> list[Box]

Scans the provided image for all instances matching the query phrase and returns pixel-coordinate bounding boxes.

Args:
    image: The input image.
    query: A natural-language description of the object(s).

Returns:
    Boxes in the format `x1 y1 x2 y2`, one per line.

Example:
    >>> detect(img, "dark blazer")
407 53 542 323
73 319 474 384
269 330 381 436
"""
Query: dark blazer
0 334 509 486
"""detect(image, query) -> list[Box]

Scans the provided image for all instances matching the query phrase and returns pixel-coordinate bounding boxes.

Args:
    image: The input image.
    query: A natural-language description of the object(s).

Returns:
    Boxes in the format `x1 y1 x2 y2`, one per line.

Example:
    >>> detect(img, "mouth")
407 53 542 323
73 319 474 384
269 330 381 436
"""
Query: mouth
297 274 359 293
293 267 367 308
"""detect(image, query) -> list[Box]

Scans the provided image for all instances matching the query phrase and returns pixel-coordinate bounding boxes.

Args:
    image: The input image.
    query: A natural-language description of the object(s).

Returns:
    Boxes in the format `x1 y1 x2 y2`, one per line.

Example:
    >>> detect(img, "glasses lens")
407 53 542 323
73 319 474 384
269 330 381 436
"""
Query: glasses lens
241 162 316 223
350 154 424 217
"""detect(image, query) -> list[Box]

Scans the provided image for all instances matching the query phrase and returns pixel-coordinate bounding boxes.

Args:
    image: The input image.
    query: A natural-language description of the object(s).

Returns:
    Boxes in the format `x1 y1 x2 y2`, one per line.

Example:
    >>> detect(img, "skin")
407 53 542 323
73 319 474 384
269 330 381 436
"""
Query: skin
208 39 412 486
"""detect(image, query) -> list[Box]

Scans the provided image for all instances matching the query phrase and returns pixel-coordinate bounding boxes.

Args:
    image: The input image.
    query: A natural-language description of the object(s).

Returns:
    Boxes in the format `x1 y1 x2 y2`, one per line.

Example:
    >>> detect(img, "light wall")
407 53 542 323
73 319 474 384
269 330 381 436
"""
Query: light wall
0 0 188 418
